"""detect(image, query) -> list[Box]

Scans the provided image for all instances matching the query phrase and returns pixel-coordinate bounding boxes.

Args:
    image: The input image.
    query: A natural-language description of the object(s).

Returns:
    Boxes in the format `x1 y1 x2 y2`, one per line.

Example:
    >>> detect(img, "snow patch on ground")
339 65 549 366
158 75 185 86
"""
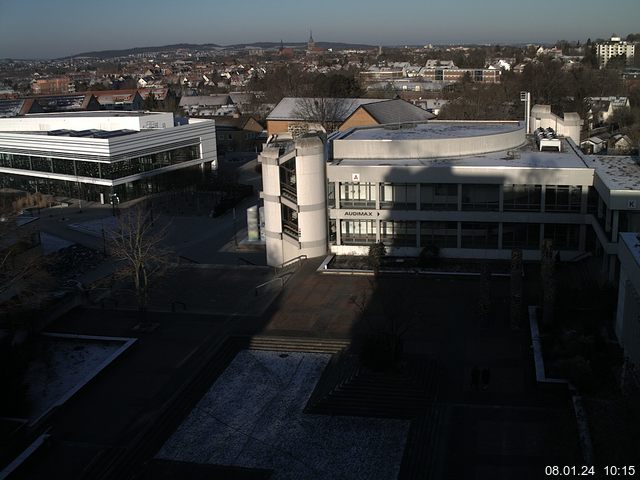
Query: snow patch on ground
25 337 122 420
157 350 409 480
40 232 74 255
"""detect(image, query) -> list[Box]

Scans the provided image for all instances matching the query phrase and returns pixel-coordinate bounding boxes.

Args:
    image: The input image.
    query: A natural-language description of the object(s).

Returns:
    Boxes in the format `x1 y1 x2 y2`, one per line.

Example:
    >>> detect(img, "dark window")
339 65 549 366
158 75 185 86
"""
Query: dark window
545 185 582 212
420 221 457 248
503 185 542 212
420 184 458 210
502 223 540 249
462 184 499 211
380 220 416 247
380 183 416 210
544 224 579 250
461 222 499 249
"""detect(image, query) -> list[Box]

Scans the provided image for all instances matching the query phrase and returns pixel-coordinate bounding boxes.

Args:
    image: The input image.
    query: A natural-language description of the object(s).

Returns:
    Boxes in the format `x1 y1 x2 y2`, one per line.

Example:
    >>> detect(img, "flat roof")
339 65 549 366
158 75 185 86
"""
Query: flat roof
331 138 590 169
590 155 640 191
21 111 164 118
339 121 522 141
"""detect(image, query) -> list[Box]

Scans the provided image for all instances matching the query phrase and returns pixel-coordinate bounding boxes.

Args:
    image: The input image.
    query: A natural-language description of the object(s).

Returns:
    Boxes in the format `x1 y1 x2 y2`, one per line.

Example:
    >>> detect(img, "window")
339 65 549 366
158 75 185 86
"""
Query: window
502 223 540 249
327 182 335 208
328 219 337 245
339 182 376 209
420 221 457 248
281 204 298 238
340 220 376 245
280 157 296 201
379 183 416 210
544 224 579 250
421 184 458 210
461 184 499 211
503 185 541 212
461 222 499 249
545 185 582 212
380 221 416 247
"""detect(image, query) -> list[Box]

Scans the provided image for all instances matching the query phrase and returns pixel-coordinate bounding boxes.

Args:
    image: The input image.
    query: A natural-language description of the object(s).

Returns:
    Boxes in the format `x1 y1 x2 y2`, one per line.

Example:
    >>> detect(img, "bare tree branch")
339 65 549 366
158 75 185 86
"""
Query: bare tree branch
108 207 172 314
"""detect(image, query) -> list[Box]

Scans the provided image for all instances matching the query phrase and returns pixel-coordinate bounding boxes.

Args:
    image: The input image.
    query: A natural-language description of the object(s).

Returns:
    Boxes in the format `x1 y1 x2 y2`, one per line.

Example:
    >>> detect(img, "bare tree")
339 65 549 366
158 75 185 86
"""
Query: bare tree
109 207 172 315
293 97 355 133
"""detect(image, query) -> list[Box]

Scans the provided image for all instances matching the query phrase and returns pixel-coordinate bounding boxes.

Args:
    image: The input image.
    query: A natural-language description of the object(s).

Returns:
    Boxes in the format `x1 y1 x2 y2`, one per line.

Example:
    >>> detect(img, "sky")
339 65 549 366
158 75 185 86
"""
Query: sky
1 0 639 59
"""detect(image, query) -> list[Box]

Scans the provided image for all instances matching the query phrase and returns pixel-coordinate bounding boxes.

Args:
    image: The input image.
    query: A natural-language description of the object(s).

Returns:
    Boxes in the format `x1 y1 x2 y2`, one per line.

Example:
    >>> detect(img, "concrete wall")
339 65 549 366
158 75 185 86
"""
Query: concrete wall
616 233 640 369
333 126 525 159
530 105 582 145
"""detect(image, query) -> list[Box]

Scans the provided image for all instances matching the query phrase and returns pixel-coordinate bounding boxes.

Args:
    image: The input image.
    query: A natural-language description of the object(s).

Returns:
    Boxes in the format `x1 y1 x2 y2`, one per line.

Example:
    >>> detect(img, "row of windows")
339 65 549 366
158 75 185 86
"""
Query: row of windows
332 183 585 213
0 165 208 203
0 145 200 181
334 220 581 250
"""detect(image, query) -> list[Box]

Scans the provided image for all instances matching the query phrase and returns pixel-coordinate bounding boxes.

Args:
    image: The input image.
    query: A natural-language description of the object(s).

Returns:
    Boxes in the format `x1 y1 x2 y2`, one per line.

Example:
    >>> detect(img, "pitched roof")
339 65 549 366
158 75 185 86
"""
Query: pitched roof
267 97 388 121
358 99 436 124
179 95 231 108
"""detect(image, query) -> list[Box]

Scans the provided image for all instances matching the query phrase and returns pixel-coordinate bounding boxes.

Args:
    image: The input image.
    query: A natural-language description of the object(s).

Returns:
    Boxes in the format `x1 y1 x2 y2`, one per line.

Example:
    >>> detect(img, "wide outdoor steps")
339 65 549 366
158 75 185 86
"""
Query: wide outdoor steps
306 353 440 419
245 335 350 354
398 404 447 480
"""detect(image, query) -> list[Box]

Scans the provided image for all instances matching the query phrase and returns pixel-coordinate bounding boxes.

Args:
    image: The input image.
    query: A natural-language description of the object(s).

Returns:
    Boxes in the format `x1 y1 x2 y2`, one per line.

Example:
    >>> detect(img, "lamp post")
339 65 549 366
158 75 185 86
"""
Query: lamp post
520 91 531 134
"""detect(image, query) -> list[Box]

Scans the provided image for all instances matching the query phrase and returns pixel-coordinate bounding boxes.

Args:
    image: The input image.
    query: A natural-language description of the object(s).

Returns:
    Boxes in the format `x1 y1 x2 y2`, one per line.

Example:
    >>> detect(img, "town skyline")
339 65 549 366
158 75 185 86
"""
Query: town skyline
1 0 639 59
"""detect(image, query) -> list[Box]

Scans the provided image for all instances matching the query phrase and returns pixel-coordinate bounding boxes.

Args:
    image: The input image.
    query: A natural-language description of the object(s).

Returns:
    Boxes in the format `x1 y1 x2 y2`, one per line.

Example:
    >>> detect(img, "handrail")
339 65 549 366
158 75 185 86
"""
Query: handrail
254 277 285 296
277 254 307 271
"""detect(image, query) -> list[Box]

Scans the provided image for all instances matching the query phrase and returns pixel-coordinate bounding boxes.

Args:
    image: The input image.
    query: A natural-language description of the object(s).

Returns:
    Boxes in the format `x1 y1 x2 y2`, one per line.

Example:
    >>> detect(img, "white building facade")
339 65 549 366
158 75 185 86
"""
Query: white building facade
259 117 640 281
0 111 217 203
596 36 636 68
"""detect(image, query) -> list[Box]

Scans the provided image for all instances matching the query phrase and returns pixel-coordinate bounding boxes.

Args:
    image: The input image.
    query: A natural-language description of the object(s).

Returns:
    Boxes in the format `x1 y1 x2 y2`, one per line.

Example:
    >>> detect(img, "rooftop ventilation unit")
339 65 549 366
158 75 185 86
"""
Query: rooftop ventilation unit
534 127 561 152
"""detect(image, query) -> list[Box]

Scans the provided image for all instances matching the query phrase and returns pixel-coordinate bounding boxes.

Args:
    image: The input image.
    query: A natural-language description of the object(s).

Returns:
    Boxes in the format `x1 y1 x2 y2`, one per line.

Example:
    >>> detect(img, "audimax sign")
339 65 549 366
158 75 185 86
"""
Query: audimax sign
344 211 381 217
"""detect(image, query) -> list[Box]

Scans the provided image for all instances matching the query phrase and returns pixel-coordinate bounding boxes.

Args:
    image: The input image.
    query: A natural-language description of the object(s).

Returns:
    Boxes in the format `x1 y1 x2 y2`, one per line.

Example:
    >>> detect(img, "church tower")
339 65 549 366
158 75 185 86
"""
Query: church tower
307 30 316 52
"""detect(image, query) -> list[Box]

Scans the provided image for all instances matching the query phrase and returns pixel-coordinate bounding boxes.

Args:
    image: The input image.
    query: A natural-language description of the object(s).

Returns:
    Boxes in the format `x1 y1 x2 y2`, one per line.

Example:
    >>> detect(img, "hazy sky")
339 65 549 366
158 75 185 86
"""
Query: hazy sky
1 0 639 59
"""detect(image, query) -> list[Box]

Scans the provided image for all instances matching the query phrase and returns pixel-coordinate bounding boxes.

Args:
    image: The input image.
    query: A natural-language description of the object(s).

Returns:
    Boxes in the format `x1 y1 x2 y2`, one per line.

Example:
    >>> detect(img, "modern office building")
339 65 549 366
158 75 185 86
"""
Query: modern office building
0 111 216 203
259 107 640 280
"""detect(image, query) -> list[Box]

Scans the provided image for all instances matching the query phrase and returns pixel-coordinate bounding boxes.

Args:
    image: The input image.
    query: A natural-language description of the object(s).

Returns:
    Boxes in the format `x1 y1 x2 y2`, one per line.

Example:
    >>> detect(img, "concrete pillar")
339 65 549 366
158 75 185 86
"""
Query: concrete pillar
260 145 284 267
580 186 589 214
295 136 328 261
612 210 620 241
498 223 503 249
540 186 546 213
457 184 462 211
498 185 504 212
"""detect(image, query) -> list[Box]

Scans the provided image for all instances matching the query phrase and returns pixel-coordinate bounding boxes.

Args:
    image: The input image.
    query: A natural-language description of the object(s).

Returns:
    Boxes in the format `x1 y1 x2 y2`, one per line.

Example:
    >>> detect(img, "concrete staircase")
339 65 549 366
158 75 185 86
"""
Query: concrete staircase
306 354 440 419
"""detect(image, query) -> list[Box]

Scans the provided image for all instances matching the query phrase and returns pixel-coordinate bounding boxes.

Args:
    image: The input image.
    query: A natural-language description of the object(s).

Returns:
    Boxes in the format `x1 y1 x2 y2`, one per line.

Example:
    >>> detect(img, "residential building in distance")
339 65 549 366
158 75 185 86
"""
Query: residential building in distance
586 96 631 127
90 89 144 111
596 36 636 68
0 111 216 203
214 115 264 155
31 76 75 95
266 97 389 135
338 99 435 131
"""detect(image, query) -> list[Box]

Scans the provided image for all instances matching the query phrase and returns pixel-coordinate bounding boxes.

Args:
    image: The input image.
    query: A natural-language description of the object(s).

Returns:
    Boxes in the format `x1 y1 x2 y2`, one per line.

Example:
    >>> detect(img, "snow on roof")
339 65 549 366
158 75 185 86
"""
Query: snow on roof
267 97 387 121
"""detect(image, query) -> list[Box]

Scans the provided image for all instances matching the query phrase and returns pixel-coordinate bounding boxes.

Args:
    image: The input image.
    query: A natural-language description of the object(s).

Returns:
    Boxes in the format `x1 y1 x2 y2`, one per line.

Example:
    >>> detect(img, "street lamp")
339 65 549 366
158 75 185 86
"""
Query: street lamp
520 91 531 134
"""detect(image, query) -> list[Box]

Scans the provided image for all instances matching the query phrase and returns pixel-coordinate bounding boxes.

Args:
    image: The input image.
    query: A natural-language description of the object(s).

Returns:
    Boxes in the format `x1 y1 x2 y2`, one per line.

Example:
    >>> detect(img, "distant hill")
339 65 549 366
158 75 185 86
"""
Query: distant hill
62 43 222 59
63 41 377 59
